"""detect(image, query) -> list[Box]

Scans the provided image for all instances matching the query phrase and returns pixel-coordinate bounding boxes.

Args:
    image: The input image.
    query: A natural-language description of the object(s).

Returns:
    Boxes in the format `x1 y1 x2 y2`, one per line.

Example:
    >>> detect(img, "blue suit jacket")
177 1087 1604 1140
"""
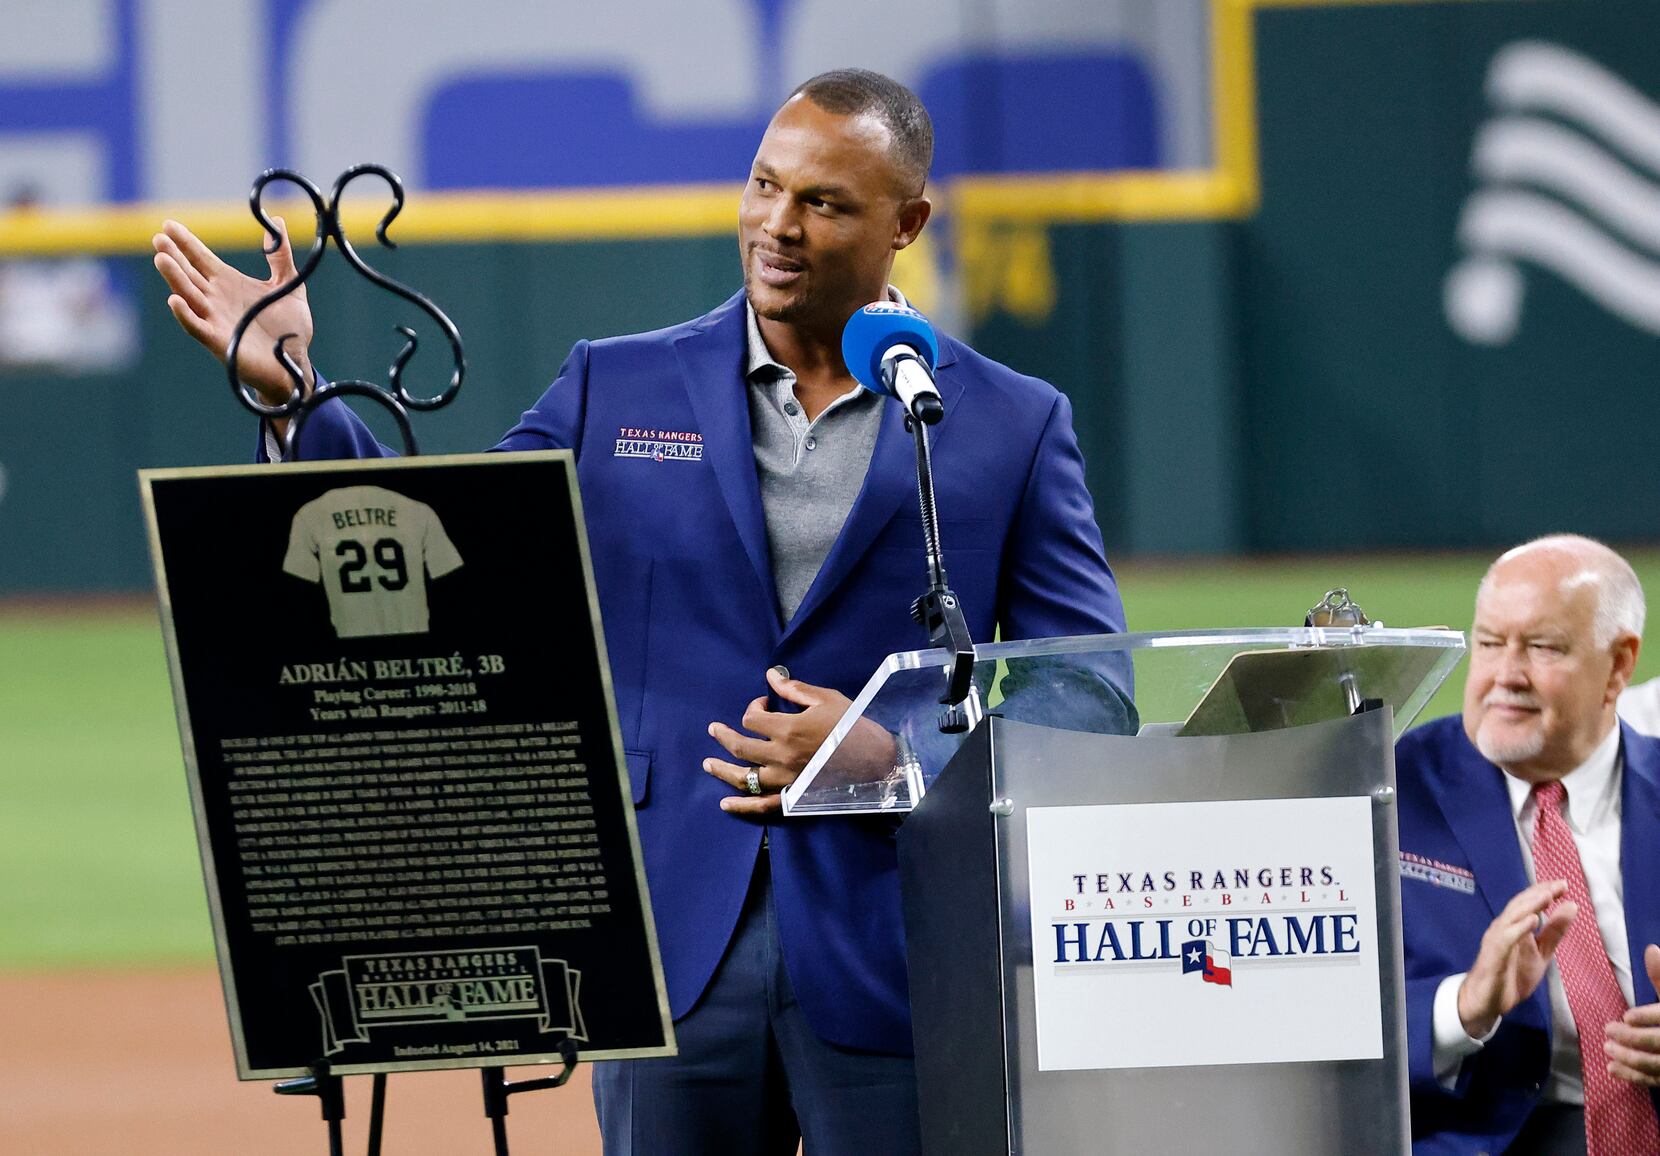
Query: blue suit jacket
269 290 1129 1053
1396 714 1660 1154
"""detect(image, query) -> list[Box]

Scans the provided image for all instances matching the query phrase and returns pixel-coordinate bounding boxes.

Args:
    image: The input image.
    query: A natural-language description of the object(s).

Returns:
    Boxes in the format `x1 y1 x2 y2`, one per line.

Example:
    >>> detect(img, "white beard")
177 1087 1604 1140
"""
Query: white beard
1475 718 1546 767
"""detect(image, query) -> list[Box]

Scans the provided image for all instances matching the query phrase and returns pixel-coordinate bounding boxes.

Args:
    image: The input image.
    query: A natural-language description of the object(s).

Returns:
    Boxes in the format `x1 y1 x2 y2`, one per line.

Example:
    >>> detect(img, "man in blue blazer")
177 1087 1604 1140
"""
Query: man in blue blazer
1397 535 1660 1155
153 70 1130 1154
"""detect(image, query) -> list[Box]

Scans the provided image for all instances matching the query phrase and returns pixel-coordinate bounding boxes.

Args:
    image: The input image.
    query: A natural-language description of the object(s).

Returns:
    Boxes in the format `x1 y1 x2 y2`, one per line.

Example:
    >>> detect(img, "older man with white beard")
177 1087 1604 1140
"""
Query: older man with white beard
1395 535 1660 1156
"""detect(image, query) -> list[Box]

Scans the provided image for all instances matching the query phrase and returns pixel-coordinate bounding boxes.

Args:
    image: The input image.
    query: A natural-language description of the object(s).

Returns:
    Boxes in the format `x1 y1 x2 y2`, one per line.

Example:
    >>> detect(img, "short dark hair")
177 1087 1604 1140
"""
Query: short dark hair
790 69 933 193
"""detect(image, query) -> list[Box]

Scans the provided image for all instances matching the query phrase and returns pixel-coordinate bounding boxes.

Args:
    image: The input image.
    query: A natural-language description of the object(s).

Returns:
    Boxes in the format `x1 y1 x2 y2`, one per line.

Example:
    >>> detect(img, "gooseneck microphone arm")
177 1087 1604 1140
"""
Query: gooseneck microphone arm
906 411 977 731
842 301 977 731
912 416 947 587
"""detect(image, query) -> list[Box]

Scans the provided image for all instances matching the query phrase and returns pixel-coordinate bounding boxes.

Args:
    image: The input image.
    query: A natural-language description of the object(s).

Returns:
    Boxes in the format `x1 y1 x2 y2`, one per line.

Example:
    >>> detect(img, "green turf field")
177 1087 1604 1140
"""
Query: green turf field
1 610 207 967
6 549 1660 968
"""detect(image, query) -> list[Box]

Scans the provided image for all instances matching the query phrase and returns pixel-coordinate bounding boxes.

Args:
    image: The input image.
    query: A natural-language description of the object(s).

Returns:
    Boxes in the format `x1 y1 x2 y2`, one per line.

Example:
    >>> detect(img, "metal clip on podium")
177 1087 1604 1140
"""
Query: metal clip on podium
784 624 1466 1156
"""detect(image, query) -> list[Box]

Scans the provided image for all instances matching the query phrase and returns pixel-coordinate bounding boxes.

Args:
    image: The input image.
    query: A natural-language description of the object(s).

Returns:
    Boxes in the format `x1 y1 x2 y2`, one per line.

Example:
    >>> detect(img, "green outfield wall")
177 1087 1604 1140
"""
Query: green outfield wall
0 226 1245 592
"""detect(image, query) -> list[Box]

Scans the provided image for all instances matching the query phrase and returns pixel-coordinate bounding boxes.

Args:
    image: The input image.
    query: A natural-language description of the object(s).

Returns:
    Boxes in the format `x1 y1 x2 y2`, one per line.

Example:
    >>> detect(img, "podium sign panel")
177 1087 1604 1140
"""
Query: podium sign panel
902 712 1414 1156
1027 796 1383 1071
804 628 1466 1154
140 452 673 1078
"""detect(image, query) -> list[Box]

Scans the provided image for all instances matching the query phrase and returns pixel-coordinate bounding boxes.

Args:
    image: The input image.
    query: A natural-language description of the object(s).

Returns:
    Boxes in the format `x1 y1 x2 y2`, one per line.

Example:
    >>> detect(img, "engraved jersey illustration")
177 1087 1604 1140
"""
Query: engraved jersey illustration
282 485 463 639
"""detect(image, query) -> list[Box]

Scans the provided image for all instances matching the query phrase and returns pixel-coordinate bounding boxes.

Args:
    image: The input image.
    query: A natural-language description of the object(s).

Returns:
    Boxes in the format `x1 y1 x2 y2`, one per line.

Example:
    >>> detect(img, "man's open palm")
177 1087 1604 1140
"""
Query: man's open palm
152 217 313 406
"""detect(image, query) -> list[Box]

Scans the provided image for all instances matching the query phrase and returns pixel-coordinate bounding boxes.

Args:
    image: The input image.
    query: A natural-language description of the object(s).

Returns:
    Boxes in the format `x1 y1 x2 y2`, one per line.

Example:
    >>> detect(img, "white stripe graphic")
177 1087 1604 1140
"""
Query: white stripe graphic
1447 41 1660 344
1472 117 1660 254
1488 41 1660 178
1449 189 1660 343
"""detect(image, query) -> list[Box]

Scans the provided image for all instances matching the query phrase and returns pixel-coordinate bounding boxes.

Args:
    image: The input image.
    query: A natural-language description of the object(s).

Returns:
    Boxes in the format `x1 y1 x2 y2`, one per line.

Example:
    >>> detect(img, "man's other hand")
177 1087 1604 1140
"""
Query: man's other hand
1457 879 1576 1039
152 217 314 407
1605 943 1660 1086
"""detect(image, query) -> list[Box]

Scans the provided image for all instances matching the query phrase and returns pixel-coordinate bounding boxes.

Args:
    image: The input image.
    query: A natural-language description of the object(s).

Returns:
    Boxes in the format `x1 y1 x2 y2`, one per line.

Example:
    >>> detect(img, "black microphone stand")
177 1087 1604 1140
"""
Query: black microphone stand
901 392 978 734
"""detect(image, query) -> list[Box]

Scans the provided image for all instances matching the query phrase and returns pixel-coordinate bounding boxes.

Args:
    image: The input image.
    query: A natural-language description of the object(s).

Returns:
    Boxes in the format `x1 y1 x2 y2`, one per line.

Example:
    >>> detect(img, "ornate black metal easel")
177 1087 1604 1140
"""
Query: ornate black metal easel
480 1040 584 1155
273 1062 351 1156
228 163 465 457
273 1042 581 1156
235 164 581 1154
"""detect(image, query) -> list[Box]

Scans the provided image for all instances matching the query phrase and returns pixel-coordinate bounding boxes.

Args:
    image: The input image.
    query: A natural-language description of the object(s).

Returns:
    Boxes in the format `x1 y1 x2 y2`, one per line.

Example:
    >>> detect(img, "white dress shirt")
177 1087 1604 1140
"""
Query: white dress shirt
1621 678 1660 737
1432 723 1632 1101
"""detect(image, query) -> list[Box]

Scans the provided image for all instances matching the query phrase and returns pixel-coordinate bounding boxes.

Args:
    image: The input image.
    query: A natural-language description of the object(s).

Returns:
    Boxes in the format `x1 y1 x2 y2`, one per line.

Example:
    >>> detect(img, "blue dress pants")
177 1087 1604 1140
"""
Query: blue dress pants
592 853 923 1155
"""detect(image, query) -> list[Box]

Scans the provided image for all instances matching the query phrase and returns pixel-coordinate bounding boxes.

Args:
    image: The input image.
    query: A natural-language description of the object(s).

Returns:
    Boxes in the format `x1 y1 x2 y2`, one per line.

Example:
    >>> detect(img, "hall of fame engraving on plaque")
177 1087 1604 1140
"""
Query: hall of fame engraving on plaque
140 452 674 1078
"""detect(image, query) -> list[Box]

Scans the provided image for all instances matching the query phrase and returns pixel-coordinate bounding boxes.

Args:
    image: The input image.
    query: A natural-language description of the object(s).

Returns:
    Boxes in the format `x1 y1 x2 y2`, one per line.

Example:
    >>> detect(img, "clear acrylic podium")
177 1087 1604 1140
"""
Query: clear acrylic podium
784 626 1466 1156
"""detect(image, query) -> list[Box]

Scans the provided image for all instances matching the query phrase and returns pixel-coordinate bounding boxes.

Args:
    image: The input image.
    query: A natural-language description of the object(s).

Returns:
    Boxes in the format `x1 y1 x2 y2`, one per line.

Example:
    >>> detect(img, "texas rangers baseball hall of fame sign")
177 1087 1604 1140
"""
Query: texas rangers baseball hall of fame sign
1027 796 1384 1072
140 452 674 1078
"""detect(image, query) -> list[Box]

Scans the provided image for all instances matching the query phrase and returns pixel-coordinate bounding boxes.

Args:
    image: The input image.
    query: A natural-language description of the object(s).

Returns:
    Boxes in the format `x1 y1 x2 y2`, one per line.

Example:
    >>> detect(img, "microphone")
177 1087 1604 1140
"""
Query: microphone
843 302 976 727
842 303 945 424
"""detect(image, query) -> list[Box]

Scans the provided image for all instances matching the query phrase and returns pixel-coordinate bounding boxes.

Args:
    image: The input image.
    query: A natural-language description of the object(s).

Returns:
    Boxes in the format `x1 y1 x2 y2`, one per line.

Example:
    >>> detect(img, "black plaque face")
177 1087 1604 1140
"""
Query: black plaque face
140 452 673 1078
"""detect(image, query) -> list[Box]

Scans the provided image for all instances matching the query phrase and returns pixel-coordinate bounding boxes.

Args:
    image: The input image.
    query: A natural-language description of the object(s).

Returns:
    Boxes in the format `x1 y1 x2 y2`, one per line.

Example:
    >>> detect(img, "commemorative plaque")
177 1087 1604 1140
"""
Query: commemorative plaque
140 451 674 1078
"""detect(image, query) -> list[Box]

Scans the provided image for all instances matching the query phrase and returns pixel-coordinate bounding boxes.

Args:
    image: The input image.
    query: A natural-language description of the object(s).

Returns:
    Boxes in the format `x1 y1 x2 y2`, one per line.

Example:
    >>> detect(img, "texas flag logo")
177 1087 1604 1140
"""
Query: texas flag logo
1181 939 1232 987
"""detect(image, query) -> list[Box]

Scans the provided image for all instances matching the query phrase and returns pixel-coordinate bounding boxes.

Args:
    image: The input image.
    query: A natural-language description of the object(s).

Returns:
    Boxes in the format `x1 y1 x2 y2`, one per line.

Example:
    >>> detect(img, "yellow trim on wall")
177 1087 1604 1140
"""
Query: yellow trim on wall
0 0 1490 254
1214 0 1263 217
951 171 1248 224
0 185 743 257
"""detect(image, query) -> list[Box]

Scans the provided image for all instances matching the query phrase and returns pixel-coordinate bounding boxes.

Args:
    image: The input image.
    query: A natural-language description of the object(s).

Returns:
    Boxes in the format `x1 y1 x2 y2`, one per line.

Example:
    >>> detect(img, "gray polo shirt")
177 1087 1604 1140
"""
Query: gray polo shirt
744 296 895 623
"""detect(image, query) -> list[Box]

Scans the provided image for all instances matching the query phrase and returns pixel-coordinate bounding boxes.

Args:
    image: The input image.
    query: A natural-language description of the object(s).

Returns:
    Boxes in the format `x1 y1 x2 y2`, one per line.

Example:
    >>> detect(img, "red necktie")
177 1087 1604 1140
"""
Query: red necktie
1532 779 1660 1155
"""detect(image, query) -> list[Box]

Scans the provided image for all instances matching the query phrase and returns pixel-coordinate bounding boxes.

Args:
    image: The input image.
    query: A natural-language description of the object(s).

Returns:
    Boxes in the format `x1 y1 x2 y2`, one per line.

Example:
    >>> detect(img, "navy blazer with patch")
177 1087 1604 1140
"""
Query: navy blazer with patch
1396 714 1660 1154
264 290 1130 1053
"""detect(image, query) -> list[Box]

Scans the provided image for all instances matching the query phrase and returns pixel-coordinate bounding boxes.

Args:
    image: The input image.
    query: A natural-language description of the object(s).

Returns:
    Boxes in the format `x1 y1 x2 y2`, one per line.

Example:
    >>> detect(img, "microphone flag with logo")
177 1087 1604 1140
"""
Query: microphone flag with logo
841 302 944 423
841 302 939 389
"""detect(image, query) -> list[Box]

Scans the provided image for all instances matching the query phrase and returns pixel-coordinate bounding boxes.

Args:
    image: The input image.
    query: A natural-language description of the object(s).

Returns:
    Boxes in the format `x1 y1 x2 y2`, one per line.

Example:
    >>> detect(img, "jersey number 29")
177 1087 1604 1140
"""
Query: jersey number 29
335 539 409 592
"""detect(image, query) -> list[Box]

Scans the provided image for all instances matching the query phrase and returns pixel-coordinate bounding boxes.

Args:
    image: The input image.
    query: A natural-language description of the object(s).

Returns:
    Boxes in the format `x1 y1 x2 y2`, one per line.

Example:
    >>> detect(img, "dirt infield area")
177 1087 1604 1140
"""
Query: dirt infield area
2 968 603 1155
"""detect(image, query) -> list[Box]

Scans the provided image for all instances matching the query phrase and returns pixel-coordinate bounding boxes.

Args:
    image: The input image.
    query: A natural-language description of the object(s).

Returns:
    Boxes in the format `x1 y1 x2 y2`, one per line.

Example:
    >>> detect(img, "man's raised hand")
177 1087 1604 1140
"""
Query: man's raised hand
152 218 314 407
1457 879 1575 1039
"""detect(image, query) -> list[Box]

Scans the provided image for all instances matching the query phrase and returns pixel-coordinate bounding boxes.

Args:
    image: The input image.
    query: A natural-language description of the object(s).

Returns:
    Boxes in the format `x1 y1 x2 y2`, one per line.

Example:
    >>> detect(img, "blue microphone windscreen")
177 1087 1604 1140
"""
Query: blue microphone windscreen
841 303 940 393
